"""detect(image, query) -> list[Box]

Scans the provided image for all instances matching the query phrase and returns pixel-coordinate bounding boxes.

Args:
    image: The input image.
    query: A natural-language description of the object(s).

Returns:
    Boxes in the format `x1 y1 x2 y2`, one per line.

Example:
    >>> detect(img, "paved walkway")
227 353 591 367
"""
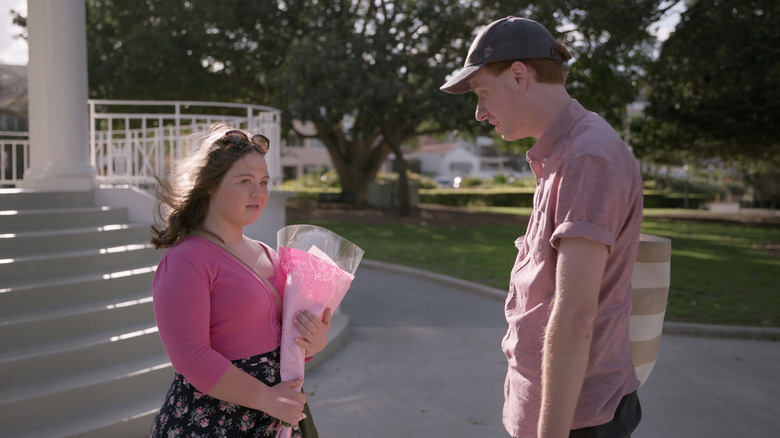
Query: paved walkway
304 262 780 438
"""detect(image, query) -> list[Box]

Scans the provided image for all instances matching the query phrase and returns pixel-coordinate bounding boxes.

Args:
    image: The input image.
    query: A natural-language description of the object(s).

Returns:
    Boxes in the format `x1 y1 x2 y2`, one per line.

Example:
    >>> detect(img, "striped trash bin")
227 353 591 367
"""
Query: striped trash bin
630 233 672 387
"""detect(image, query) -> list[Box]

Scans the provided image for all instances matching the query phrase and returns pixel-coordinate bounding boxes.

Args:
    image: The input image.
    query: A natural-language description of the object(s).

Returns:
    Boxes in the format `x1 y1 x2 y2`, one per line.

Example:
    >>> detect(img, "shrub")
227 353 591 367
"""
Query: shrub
460 175 485 188
281 169 341 189
418 188 535 207
375 171 439 189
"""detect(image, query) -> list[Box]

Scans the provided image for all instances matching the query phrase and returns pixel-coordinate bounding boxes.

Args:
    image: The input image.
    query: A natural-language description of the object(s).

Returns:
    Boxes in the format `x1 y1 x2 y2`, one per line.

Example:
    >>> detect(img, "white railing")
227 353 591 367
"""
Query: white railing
89 100 282 187
0 100 282 188
0 131 30 187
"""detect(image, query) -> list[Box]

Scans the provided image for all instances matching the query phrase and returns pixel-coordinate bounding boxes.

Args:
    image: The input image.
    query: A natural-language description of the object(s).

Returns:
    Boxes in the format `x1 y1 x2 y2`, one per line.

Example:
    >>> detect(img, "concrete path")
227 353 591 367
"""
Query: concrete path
304 262 780 438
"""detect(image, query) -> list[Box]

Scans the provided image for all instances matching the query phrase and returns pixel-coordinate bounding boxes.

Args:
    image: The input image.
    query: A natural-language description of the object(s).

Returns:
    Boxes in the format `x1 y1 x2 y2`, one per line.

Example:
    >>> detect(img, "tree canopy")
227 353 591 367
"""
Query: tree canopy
19 1 671 208
638 0 780 166
84 0 301 102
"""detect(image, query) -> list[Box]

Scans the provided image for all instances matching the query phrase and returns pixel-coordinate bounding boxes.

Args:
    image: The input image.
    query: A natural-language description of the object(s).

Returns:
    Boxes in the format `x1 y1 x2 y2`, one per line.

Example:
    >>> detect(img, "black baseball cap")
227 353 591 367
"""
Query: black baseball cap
440 16 566 94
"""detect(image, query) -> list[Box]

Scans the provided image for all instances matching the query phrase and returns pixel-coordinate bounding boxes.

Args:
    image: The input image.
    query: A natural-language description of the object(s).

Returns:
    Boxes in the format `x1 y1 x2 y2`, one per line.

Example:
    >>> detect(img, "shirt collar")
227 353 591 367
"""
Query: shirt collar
526 99 588 170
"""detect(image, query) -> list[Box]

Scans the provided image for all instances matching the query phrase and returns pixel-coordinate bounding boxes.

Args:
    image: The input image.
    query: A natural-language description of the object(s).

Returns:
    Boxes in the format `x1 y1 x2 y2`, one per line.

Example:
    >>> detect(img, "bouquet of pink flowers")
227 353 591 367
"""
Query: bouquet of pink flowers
276 225 364 438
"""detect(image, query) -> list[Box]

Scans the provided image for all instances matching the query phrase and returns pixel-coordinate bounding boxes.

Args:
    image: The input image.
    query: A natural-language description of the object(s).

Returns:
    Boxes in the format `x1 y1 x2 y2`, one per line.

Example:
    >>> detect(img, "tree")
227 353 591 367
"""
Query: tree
269 0 668 213
83 0 304 102
17 1 669 213
270 1 483 212
531 0 673 126
639 0 780 202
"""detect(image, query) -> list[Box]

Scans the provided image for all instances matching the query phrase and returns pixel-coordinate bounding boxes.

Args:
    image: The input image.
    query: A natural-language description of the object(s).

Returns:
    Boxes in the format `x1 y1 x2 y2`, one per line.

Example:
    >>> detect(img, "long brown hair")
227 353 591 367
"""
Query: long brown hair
150 124 269 249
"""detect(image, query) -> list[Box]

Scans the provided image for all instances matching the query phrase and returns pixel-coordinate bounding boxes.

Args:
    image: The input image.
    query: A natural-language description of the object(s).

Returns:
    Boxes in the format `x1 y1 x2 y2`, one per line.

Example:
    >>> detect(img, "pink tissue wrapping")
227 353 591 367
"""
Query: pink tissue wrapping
276 246 354 437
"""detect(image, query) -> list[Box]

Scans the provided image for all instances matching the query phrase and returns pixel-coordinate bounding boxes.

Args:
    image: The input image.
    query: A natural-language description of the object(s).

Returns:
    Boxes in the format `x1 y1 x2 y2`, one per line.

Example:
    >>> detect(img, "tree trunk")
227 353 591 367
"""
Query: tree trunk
317 128 390 206
334 160 378 206
395 154 411 217
382 125 411 217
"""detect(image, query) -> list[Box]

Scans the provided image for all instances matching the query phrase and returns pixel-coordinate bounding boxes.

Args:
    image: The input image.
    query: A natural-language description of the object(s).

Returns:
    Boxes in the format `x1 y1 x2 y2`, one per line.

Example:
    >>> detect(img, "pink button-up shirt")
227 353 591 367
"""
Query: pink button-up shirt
502 100 643 437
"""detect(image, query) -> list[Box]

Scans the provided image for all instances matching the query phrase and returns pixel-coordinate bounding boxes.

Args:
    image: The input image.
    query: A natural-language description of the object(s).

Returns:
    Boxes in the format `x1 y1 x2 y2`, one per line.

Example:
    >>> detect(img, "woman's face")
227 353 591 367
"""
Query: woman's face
208 151 270 229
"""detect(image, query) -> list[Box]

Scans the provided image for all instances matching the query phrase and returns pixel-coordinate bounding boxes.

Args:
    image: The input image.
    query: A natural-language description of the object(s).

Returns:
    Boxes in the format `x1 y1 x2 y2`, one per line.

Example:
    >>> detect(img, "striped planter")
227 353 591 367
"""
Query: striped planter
630 233 672 387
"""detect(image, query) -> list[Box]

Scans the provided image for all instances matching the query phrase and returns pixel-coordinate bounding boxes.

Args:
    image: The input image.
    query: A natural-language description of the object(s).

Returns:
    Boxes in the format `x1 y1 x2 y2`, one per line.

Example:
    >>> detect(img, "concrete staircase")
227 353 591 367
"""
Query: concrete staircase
0 189 169 437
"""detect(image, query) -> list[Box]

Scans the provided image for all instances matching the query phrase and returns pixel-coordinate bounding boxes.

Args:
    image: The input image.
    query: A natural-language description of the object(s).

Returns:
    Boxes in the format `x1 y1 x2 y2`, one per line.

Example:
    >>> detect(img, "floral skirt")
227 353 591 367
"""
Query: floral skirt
150 349 301 438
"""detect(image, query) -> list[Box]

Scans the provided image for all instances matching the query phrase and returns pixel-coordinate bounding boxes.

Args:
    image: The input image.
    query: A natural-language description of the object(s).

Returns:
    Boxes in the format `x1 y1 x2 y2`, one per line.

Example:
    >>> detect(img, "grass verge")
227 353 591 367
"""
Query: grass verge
288 215 780 327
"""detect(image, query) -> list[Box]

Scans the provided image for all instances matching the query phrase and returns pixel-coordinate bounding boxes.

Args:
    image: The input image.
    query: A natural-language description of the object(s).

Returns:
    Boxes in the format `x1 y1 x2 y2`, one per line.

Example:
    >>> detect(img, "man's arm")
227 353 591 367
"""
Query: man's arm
538 237 608 438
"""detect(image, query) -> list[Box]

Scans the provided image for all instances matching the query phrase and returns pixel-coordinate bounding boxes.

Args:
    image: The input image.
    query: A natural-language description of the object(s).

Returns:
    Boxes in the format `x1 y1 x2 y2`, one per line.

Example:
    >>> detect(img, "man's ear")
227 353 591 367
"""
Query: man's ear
510 61 530 90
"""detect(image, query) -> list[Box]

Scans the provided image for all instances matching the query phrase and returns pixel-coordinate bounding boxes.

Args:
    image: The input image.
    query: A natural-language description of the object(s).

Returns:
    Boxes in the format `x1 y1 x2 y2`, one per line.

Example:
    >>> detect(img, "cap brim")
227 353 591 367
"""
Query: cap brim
440 64 483 94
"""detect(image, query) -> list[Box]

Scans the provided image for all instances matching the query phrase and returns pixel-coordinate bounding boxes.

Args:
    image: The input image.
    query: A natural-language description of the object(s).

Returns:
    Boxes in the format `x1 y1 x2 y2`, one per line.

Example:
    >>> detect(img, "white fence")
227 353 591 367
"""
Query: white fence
0 132 29 187
0 100 282 188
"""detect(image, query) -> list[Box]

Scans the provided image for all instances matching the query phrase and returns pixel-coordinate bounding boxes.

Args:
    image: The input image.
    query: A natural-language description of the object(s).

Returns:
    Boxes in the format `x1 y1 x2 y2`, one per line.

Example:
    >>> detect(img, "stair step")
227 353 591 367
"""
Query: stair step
2 391 167 438
0 330 167 398
0 206 130 233
0 189 95 211
0 331 168 401
0 223 151 258
0 265 156 318
0 285 152 326
0 317 159 372
0 243 160 287
0 292 156 352
0 357 172 436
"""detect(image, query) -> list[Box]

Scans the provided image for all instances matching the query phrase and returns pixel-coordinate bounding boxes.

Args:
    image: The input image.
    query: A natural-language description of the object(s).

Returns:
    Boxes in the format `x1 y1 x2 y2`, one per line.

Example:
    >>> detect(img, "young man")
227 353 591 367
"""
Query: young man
441 17 643 438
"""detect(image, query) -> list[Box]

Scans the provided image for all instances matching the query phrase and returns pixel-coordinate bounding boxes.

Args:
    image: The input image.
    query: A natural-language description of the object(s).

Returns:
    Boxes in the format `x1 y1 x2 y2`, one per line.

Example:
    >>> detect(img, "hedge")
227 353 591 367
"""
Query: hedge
418 188 535 207
643 191 712 209
286 187 713 210
420 189 713 209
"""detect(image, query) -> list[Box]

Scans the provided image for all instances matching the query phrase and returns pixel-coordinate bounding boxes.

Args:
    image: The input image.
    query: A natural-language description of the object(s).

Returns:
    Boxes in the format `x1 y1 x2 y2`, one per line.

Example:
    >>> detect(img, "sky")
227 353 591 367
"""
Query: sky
0 0 26 65
0 0 683 67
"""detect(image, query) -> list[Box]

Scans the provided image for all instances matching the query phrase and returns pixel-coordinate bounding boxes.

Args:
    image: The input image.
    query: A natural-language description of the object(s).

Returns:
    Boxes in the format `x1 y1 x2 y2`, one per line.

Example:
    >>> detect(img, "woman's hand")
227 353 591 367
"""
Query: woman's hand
260 377 307 425
294 307 332 358
210 367 306 426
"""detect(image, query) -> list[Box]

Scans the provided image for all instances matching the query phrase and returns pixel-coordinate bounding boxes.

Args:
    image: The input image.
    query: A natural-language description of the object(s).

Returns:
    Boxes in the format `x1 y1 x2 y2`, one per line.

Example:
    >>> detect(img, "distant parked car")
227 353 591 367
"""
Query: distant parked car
434 176 455 188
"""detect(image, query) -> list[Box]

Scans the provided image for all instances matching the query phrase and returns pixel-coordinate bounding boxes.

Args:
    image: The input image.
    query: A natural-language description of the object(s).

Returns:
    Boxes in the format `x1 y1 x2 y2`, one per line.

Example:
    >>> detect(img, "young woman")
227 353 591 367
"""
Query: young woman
149 124 329 437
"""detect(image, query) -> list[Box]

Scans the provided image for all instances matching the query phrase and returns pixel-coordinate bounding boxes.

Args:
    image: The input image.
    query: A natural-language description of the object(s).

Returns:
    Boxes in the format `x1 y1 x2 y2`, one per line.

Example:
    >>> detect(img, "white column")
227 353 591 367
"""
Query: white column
21 0 95 191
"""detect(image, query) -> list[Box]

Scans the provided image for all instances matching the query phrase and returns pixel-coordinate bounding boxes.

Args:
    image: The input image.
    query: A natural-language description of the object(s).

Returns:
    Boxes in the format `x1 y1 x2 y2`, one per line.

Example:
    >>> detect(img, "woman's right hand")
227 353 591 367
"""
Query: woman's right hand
207 365 308 425
260 377 307 425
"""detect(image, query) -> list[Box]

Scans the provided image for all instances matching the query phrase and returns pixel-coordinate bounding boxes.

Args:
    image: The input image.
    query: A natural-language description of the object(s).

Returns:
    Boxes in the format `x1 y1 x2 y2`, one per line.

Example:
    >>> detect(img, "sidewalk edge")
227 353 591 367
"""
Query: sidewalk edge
360 259 780 342
305 313 350 373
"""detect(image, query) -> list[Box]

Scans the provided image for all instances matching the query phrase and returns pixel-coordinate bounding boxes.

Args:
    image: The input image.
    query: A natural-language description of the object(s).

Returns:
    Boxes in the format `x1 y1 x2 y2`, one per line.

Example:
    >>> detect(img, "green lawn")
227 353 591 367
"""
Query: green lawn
289 213 780 327
640 219 780 327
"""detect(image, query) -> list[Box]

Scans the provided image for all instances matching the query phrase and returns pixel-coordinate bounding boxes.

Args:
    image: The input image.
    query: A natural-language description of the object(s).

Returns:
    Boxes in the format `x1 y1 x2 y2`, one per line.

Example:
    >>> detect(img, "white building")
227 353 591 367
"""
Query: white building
279 121 334 181
406 135 517 185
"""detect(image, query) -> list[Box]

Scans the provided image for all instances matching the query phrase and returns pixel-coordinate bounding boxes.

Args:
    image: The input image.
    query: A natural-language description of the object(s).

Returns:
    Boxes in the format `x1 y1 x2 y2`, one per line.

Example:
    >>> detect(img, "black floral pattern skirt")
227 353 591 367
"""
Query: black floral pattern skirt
150 349 301 438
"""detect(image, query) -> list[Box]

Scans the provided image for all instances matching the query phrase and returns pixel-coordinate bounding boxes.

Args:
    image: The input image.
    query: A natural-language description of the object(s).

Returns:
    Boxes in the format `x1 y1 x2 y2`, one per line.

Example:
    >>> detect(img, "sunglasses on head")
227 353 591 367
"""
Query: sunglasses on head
222 129 270 154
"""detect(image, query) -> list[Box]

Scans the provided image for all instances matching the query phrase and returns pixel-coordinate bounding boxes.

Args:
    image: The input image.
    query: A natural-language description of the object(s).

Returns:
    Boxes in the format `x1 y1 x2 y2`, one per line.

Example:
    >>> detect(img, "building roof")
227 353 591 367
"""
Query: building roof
0 64 28 115
418 142 459 156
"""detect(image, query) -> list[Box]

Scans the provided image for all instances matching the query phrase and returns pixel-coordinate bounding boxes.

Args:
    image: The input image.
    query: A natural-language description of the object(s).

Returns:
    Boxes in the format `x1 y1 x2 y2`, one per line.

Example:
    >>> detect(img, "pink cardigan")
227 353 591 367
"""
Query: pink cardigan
152 235 285 393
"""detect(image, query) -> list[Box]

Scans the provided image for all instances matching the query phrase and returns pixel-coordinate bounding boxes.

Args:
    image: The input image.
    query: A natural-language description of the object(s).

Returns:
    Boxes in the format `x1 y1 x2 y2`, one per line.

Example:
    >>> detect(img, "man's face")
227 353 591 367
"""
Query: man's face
469 64 531 141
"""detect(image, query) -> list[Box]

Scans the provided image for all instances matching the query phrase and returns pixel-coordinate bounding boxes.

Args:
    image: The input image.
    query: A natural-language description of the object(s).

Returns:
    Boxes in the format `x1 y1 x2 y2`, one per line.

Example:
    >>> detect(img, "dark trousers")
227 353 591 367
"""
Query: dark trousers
569 391 642 438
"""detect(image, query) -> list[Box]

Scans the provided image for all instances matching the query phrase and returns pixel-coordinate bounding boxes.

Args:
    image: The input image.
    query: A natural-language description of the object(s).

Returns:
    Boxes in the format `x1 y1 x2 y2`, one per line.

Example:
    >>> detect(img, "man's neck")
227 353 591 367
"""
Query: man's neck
529 85 572 137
